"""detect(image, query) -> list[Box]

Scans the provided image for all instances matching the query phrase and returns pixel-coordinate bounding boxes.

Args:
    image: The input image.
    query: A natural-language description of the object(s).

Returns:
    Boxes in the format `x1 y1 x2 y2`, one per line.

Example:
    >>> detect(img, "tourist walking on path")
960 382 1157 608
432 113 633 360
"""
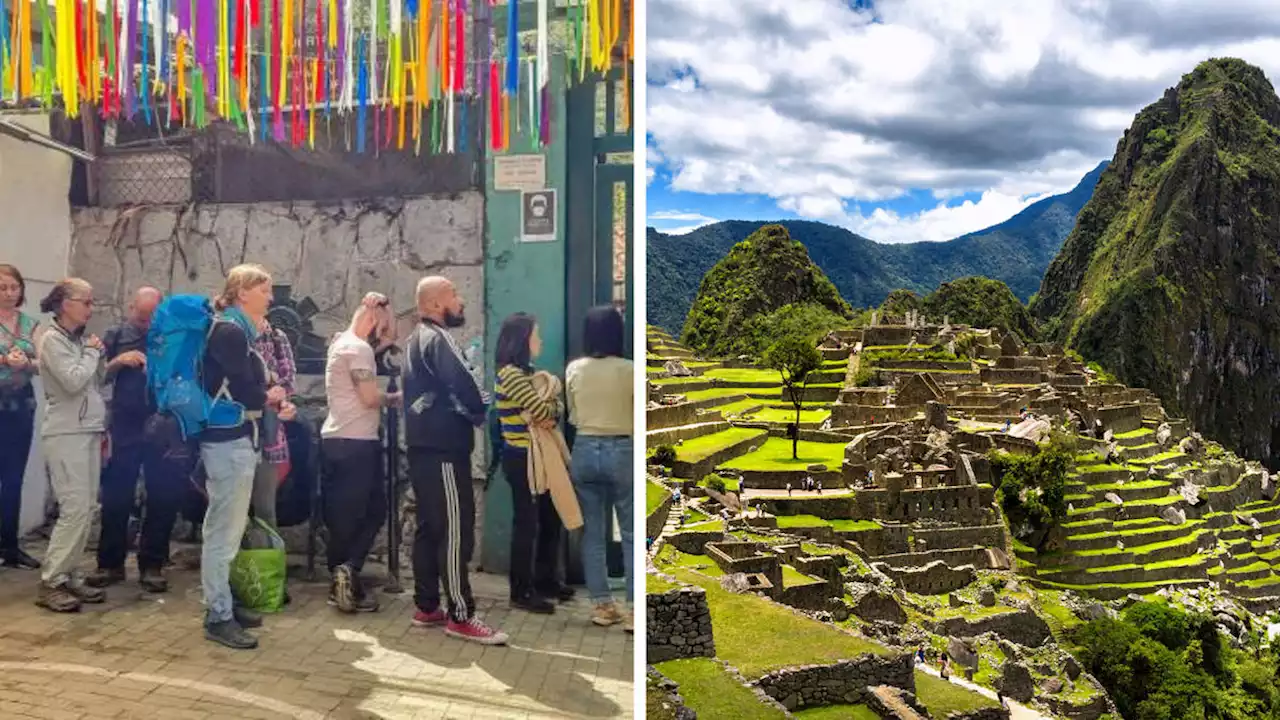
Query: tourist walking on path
200 264 272 649
35 279 108 612
88 287 183 594
494 312 582 615
252 318 299 529
321 292 399 614
566 305 634 632
403 276 508 645
0 264 42 570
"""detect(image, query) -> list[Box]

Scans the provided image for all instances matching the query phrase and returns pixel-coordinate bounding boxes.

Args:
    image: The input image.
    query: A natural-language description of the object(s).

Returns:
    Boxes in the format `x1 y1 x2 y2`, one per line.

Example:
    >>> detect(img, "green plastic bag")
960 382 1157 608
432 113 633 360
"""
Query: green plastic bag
229 518 287 614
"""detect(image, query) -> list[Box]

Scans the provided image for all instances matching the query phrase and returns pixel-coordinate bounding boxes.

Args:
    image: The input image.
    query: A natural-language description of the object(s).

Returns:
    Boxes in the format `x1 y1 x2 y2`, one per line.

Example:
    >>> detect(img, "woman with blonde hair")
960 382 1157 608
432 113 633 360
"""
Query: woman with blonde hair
199 264 282 649
34 278 107 612
0 264 43 570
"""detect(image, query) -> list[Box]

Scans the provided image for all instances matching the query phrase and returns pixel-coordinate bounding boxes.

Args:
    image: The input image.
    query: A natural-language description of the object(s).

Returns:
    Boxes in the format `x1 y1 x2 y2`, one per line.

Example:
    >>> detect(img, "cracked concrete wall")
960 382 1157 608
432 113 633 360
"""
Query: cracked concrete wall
69 194 485 363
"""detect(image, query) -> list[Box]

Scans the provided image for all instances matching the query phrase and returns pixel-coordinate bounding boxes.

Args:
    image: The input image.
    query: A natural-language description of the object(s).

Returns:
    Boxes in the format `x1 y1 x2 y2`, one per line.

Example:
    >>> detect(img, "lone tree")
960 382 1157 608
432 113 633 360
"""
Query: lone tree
762 334 823 460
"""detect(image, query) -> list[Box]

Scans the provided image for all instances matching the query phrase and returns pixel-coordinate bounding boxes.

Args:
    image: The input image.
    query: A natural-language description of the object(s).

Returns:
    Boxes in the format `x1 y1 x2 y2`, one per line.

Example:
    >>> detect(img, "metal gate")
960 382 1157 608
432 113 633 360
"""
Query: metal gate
564 66 634 582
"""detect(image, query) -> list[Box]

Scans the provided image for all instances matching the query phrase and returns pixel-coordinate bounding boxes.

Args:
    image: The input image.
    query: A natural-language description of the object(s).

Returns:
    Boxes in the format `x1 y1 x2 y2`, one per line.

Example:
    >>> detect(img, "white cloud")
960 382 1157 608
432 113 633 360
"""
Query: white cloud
647 210 719 235
647 0 1280 242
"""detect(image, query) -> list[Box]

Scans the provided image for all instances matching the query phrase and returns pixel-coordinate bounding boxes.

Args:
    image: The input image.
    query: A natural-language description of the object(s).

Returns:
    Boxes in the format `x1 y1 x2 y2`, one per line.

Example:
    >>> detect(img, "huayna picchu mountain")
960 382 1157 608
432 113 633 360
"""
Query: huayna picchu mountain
1034 58 1280 468
681 224 853 357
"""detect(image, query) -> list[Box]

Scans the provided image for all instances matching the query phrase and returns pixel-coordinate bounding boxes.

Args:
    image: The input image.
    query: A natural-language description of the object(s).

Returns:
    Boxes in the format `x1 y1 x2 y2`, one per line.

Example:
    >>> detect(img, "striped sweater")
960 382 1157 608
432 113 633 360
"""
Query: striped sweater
495 364 561 451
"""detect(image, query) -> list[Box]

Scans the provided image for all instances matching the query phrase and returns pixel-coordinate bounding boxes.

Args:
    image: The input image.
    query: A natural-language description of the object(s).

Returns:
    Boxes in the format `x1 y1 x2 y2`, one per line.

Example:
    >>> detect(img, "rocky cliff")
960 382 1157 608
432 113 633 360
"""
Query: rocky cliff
1033 58 1280 467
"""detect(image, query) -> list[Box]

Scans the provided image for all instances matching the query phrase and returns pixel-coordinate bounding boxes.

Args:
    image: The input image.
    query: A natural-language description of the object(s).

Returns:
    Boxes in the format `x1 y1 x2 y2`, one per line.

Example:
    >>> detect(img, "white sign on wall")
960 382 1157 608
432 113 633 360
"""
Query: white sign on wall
493 154 546 191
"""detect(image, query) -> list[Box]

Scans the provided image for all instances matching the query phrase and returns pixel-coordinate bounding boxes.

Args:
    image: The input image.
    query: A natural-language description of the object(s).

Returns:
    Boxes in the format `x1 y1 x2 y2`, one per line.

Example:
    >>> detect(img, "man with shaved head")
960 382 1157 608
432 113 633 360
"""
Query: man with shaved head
87 286 182 593
402 276 507 645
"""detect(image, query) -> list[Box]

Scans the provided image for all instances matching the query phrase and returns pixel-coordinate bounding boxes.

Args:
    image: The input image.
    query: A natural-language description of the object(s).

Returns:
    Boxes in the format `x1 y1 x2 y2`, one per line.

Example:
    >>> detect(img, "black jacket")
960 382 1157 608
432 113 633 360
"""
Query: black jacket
402 319 485 455
200 321 267 444
104 322 154 435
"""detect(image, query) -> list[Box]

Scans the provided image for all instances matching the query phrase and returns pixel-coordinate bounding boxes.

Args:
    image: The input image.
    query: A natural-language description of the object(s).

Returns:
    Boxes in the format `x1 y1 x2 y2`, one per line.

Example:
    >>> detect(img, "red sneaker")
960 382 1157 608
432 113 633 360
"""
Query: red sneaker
445 617 509 645
411 609 448 627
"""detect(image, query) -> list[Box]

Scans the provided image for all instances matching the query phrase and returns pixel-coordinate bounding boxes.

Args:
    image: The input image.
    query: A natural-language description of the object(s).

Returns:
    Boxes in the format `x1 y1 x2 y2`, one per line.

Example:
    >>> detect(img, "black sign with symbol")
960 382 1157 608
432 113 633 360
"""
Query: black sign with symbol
521 189 557 242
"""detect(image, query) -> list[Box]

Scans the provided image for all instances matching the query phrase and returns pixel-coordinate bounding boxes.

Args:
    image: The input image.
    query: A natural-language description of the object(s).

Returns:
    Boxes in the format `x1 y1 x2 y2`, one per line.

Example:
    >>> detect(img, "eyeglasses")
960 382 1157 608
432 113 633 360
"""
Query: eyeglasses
67 297 95 307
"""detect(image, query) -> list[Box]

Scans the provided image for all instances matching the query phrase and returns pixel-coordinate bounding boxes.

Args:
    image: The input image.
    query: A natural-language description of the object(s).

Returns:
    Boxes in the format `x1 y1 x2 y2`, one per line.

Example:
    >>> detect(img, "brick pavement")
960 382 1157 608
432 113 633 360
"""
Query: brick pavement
0 540 634 720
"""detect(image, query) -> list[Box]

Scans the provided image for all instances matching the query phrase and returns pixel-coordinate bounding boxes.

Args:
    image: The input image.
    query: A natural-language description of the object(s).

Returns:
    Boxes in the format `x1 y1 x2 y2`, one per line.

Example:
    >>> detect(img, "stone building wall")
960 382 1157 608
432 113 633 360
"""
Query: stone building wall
754 653 915 710
647 586 716 663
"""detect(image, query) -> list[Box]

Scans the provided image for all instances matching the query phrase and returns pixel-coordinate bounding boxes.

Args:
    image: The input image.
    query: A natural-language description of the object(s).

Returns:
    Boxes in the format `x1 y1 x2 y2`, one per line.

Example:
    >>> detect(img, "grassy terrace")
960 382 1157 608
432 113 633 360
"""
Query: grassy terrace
647 482 672 516
654 658 786 720
721 438 847 471
776 515 880 532
663 428 769 464
1072 529 1206 557
662 566 890 678
738 408 833 424
914 671 1000 715
782 565 824 587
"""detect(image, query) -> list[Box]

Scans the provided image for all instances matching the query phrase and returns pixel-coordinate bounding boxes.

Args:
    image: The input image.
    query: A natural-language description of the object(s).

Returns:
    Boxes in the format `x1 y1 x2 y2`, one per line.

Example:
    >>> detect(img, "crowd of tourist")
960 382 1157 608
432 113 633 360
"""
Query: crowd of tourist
0 261 634 650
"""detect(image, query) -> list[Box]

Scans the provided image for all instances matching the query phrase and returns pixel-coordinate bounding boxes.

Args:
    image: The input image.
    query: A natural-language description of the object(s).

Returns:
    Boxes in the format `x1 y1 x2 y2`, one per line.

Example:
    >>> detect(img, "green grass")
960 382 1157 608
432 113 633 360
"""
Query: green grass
740 408 833 424
698 475 742 493
914 671 999 715
655 547 726 577
714 399 767 416
670 428 769 463
775 515 880 532
1115 428 1154 439
647 482 672 516
704 367 787 384
782 565 824 587
654 659 786 720
648 573 681 593
665 568 889 678
794 705 880 720
721 437 847 472
1074 530 1204 557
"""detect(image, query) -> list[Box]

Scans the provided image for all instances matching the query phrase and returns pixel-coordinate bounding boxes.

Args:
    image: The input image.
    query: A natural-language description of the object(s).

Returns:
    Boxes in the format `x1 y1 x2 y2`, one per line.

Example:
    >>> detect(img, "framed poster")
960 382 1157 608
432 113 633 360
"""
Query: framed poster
521 189 557 242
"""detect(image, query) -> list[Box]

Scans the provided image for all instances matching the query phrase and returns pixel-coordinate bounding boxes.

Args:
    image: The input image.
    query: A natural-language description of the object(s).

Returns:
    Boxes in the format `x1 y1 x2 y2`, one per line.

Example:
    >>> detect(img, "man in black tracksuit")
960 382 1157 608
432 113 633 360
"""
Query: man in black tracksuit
402 276 508 646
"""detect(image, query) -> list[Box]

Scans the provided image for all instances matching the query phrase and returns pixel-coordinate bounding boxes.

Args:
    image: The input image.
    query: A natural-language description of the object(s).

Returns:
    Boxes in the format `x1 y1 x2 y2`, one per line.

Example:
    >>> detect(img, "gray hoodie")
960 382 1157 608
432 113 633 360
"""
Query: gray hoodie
37 324 106 436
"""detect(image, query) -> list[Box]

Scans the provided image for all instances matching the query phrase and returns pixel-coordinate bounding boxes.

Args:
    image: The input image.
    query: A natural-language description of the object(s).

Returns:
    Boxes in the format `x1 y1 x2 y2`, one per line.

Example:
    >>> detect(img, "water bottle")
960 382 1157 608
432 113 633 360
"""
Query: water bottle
465 338 491 405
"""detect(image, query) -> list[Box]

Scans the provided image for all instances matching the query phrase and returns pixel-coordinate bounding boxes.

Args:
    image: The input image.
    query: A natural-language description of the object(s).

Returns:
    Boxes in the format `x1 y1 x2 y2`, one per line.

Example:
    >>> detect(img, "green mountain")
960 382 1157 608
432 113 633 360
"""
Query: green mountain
682 225 853 356
1033 58 1280 467
884 277 1039 342
647 162 1107 334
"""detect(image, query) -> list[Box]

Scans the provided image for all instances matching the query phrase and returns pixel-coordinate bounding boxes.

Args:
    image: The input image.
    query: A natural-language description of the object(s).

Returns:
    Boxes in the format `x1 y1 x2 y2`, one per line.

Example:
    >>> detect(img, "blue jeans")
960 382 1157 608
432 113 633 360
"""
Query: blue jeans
571 435 633 604
200 437 256 624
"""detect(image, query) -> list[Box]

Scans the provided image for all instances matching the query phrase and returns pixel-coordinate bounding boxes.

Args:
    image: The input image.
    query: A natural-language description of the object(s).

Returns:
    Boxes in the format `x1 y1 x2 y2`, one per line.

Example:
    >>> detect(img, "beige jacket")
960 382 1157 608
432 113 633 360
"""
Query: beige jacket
524 372 583 530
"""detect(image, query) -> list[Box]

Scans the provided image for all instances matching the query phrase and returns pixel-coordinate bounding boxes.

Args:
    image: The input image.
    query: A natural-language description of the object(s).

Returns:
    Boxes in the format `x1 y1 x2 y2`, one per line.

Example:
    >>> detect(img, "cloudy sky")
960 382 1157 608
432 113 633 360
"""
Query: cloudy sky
646 0 1280 242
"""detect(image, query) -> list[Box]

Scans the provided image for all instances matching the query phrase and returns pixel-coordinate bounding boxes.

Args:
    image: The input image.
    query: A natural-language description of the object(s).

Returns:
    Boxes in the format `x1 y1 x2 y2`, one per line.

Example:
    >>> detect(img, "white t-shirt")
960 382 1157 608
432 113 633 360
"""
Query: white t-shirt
565 356 633 436
321 330 381 440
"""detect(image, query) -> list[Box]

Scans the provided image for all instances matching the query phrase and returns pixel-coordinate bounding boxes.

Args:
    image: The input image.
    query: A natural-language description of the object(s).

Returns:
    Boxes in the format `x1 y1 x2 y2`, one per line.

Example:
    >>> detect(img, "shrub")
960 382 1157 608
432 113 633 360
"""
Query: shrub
704 475 727 495
989 432 1075 548
653 445 678 467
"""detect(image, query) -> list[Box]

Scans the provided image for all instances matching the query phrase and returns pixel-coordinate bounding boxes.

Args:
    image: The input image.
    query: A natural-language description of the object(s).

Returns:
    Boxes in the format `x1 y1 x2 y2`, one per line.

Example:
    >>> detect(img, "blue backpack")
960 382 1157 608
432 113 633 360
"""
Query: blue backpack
146 294 248 440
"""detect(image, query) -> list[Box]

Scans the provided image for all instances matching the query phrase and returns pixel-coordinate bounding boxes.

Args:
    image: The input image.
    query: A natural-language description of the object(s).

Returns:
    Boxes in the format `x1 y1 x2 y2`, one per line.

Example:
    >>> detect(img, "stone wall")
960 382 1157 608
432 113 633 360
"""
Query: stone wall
69 197 485 360
648 397 742 430
648 490 675 540
648 420 731 448
930 608 1052 647
754 653 915 710
647 586 716 663
875 560 976 594
950 708 1011 720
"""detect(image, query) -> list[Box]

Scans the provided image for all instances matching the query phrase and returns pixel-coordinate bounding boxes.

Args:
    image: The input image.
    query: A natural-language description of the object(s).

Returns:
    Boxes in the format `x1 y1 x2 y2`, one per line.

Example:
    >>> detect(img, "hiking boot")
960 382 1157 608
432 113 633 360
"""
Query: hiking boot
85 567 126 589
445 617 509 646
411 609 448 627
205 620 258 650
332 564 357 613
591 602 624 627
36 583 81 613
139 569 168 593
2 549 41 570
233 606 263 629
353 593 380 613
67 579 106 604
512 592 555 615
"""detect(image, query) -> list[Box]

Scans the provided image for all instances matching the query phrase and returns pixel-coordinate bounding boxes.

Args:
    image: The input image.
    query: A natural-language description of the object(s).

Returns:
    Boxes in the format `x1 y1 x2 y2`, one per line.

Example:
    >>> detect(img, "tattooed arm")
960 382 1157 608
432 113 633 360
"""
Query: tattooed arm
348 343 401 409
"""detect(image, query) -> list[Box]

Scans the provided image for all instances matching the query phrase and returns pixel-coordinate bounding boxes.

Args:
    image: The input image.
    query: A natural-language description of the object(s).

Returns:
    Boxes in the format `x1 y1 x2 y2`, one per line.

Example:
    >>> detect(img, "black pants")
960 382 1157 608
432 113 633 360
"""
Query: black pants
98 425 186 572
322 438 386 573
409 448 475 623
502 451 562 599
0 400 34 552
